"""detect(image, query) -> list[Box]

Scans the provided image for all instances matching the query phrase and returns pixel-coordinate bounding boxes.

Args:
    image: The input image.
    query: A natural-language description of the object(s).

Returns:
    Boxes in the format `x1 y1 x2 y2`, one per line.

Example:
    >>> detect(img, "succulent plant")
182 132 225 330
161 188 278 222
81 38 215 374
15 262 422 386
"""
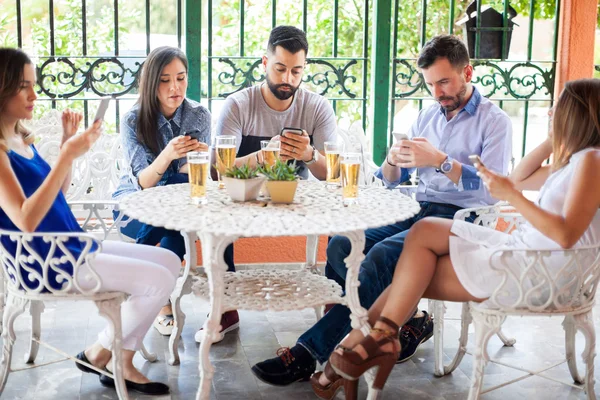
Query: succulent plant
259 159 299 181
224 163 260 179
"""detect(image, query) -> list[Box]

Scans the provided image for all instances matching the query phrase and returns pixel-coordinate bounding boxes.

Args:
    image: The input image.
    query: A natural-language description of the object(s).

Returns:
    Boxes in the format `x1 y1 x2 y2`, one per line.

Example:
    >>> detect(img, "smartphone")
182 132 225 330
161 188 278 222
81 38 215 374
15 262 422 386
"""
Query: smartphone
93 97 111 122
469 154 485 168
393 132 409 142
281 127 304 137
185 130 203 141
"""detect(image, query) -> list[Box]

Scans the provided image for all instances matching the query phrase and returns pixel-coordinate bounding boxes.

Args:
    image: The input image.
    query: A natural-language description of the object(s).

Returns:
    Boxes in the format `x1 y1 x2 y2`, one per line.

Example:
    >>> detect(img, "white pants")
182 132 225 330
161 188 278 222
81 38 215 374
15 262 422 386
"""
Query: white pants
78 241 180 351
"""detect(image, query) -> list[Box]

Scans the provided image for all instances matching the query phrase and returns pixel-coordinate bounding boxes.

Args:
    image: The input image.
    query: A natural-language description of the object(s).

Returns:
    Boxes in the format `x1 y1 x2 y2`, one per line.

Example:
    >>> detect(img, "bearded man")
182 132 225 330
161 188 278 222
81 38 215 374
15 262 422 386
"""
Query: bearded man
214 25 335 180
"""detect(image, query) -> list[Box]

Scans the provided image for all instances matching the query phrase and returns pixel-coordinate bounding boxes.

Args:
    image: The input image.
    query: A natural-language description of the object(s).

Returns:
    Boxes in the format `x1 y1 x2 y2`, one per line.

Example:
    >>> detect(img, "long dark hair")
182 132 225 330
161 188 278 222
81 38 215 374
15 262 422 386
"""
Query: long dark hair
136 46 188 156
0 48 35 151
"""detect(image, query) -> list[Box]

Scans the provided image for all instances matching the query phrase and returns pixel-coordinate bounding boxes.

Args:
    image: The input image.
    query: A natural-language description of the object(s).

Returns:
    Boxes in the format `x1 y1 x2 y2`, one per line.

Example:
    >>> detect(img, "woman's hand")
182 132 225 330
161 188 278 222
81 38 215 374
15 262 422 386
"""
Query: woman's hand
60 120 103 162
476 163 520 202
61 109 83 144
162 135 205 161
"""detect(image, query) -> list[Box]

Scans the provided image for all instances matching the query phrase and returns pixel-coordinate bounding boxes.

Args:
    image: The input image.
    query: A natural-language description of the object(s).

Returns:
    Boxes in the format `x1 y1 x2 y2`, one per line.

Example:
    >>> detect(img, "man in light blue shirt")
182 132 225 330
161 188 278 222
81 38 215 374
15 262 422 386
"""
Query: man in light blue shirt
251 35 512 387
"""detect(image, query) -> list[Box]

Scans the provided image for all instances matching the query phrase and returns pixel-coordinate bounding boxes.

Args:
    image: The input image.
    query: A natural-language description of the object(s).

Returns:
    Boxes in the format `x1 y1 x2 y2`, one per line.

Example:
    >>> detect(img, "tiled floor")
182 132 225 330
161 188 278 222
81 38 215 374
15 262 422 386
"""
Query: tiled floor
1 295 599 399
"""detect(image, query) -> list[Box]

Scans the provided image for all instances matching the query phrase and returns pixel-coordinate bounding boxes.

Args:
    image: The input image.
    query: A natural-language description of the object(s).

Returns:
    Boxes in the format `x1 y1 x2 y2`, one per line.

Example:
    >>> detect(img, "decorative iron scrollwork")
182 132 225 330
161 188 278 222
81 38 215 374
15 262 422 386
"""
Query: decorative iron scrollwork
36 57 143 99
393 58 554 100
214 57 361 99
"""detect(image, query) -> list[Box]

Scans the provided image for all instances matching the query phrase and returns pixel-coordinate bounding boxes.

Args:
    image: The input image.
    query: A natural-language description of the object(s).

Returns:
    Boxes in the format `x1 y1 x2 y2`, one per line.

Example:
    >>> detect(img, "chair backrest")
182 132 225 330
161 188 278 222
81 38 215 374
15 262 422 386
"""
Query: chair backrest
30 110 126 203
454 203 526 234
336 122 383 187
0 229 104 295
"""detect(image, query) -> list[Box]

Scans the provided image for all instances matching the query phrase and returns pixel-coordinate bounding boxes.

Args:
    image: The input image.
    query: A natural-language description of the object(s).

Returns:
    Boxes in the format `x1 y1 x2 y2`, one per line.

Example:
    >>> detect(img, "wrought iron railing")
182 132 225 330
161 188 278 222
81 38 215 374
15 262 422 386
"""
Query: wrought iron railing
595 65 600 78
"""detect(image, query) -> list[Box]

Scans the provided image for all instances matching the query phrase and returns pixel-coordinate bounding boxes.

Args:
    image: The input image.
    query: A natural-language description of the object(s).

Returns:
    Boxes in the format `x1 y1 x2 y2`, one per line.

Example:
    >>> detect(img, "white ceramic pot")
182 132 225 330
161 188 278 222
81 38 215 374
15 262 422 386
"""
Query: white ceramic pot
222 176 266 202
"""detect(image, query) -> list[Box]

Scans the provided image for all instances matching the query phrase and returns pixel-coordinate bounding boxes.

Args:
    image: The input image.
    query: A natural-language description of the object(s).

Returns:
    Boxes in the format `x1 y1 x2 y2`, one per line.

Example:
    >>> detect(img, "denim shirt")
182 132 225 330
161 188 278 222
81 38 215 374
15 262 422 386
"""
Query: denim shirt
375 86 513 208
113 98 211 200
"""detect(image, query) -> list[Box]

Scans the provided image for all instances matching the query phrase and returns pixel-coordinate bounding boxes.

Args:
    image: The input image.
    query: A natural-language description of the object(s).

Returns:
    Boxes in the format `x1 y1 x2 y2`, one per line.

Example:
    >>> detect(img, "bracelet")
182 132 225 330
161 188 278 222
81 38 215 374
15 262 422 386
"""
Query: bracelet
386 156 397 167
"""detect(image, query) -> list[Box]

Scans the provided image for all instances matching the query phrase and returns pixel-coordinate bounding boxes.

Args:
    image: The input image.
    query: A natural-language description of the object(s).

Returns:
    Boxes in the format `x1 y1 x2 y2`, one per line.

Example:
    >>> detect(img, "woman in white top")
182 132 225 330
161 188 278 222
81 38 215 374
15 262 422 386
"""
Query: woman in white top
324 78 600 393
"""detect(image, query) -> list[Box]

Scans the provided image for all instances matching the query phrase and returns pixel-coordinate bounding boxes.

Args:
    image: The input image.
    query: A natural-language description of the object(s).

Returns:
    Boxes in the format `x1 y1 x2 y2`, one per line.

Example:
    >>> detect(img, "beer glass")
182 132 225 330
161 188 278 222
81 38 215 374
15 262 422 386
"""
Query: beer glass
261 140 280 167
324 141 344 187
187 151 210 205
340 152 361 206
215 135 237 189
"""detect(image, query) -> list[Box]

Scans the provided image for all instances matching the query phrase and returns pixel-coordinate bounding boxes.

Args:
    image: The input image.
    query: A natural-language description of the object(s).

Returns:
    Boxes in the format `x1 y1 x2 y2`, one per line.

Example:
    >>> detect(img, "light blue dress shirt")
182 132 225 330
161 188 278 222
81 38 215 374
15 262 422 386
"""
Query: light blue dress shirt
113 98 211 200
375 86 512 209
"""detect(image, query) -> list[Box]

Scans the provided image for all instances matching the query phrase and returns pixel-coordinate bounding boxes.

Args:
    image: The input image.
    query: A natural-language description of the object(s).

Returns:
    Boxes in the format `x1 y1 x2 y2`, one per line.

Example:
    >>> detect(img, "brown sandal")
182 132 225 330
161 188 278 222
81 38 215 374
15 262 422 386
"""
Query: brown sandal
310 361 358 400
328 316 400 391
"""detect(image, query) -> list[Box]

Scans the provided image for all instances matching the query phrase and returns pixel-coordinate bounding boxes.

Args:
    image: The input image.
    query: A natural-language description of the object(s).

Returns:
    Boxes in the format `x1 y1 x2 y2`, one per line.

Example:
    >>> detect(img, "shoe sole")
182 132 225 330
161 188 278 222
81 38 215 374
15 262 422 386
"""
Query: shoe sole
396 330 434 364
195 322 240 344
251 365 311 387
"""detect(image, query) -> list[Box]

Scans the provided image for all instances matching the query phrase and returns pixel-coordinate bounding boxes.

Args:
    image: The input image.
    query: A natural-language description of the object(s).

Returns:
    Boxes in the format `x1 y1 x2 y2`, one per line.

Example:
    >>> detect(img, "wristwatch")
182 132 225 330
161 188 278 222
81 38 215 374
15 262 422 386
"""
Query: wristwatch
436 155 453 174
305 146 319 165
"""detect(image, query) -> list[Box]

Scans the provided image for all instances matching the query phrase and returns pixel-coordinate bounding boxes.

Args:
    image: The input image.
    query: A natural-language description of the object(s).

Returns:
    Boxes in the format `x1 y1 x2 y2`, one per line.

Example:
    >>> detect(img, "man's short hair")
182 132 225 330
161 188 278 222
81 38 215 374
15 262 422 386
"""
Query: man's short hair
417 35 470 70
267 26 309 56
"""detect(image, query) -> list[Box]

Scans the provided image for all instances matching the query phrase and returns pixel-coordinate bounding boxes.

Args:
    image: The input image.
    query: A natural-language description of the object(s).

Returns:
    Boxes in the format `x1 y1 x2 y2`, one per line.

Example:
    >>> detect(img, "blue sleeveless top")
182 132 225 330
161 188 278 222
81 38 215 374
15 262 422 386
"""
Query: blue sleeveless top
0 146 88 291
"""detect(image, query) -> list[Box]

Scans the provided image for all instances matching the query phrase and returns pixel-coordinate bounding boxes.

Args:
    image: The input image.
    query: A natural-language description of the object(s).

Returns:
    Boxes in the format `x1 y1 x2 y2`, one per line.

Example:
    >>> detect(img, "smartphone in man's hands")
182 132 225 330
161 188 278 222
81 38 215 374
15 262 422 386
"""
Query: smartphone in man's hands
93 97 111 122
280 127 304 138
469 154 485 168
393 132 409 142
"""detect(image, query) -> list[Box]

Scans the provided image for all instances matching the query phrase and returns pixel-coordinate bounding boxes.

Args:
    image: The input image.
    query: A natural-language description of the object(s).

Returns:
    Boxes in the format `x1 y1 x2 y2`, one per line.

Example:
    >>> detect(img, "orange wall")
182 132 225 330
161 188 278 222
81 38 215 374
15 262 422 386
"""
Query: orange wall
554 0 598 94
195 236 329 264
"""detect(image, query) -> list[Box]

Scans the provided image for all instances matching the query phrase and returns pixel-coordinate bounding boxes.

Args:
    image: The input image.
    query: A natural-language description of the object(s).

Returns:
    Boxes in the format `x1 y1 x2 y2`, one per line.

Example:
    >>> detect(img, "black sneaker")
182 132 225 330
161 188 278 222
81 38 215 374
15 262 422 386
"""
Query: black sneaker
397 310 434 363
251 345 316 386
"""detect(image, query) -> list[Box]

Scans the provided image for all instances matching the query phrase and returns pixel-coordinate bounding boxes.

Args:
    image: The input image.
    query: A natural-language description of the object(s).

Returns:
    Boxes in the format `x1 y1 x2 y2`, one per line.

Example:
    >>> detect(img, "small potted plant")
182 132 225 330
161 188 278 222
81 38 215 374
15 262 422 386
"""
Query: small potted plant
222 164 265 202
260 160 299 204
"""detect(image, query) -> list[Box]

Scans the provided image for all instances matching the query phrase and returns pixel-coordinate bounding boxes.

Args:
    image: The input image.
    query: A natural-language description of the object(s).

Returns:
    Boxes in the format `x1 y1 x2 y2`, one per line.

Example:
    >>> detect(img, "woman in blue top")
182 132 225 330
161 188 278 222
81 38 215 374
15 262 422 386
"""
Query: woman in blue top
112 46 236 336
0 48 179 395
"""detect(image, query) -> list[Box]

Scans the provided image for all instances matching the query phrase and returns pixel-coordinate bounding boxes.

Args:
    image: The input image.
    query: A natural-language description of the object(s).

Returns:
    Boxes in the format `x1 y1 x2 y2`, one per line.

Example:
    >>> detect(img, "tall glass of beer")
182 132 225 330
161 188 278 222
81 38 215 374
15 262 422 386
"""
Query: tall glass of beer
324 141 343 188
187 151 210 205
340 152 361 206
261 140 280 167
215 135 237 189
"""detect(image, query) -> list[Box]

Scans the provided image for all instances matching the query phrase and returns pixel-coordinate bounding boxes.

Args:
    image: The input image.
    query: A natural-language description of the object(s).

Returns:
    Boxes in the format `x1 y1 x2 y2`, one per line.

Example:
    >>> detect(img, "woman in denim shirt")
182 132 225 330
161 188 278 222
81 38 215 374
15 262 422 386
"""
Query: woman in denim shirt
113 46 211 335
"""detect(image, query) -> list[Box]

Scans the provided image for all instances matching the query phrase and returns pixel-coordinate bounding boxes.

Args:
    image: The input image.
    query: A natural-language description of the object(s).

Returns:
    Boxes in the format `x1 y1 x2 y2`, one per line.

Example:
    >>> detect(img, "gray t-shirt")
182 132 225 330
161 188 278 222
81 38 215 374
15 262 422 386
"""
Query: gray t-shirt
215 85 337 178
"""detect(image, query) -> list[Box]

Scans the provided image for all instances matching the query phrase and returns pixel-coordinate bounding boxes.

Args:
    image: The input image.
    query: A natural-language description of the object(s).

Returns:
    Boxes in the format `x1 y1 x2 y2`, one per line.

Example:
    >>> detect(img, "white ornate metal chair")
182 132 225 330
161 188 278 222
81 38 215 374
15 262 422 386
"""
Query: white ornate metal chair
434 205 600 399
0 110 157 364
429 204 521 377
0 230 130 399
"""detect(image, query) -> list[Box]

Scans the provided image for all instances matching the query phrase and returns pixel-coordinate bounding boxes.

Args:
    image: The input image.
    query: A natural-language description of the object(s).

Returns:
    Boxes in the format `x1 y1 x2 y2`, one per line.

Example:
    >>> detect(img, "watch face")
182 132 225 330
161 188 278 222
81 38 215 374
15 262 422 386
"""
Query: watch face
441 161 452 173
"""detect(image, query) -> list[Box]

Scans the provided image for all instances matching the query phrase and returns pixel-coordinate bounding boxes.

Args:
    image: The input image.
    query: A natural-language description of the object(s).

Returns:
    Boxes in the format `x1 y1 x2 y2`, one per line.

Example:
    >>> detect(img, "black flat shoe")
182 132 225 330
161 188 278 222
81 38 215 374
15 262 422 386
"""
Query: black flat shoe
74 351 103 376
99 373 170 395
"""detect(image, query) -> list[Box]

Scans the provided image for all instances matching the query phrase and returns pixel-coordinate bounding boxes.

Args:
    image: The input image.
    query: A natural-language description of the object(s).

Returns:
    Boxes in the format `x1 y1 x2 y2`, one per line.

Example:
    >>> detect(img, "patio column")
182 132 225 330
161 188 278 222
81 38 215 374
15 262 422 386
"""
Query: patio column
554 0 597 95
370 0 393 165
186 0 202 101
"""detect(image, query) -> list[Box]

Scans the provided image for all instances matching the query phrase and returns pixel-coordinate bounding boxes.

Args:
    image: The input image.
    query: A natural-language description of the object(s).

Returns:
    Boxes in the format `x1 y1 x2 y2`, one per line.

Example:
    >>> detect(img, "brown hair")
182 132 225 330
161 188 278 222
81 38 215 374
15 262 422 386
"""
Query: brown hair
417 35 470 70
136 46 188 156
0 47 35 152
552 79 600 171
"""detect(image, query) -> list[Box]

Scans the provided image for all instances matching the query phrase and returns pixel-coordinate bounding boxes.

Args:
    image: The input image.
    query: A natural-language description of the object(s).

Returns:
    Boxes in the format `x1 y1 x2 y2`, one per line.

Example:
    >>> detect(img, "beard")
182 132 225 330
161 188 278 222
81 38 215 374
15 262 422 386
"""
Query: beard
266 74 300 100
436 83 467 112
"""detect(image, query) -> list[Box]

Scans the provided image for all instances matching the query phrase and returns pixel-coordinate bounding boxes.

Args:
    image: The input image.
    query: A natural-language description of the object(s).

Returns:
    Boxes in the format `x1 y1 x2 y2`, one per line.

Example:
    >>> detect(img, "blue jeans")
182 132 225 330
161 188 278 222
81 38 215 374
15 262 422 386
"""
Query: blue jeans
297 201 467 363
115 173 235 271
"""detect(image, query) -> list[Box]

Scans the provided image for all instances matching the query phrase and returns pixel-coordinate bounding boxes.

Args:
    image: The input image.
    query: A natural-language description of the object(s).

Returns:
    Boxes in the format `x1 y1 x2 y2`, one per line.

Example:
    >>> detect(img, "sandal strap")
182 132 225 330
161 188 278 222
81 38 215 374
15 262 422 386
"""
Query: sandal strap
378 316 400 334
323 362 340 382
370 327 396 338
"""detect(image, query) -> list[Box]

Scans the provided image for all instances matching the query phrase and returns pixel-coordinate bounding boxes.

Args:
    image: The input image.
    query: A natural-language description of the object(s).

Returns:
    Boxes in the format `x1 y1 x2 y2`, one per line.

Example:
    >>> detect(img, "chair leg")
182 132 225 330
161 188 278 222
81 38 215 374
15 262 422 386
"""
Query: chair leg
430 299 446 377
443 302 472 376
496 329 516 347
0 294 28 394
169 231 197 366
139 343 157 362
468 310 505 400
563 312 597 399
95 296 129 400
24 300 44 364
304 235 323 322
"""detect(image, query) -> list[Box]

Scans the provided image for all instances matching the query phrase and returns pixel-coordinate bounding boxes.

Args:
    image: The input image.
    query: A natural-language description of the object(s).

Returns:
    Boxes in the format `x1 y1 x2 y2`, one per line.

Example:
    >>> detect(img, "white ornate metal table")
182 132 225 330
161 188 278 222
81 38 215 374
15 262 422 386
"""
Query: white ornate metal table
119 180 420 400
